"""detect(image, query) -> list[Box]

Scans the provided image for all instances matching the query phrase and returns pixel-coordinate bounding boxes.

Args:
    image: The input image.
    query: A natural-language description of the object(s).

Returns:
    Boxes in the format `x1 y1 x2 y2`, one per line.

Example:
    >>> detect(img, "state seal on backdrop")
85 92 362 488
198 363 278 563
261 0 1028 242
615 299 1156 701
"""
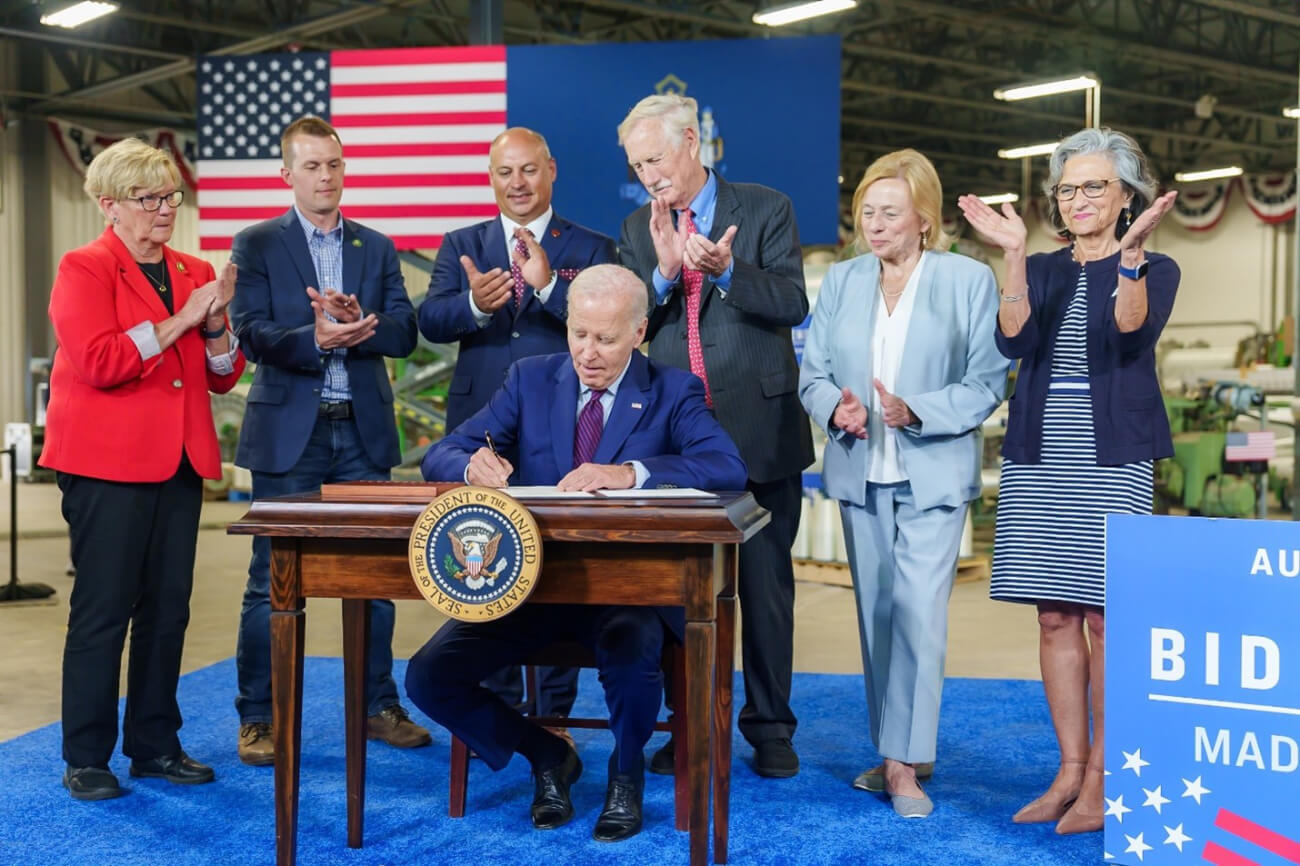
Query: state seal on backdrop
408 487 543 622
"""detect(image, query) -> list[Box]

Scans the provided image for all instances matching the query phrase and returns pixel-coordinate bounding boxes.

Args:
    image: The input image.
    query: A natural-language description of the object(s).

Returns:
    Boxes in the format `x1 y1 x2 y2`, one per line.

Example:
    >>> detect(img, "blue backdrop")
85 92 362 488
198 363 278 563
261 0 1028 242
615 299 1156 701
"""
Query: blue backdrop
506 36 841 245
1107 514 1300 864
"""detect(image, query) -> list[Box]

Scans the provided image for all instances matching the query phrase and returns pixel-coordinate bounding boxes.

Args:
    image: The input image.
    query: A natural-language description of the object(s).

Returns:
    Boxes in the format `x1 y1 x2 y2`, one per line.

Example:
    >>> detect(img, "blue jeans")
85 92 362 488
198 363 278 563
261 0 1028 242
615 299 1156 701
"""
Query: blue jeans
235 415 400 723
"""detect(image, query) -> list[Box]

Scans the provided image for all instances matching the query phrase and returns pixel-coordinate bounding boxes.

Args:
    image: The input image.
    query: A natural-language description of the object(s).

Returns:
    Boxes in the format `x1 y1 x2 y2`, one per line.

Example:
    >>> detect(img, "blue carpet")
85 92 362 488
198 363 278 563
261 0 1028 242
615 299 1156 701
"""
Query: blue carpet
0 660 1102 866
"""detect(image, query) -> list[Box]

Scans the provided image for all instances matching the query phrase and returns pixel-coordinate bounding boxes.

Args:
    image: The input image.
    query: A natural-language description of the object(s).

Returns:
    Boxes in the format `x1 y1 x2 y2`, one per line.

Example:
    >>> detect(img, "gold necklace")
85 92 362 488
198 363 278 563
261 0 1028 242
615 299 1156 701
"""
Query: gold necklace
140 266 169 293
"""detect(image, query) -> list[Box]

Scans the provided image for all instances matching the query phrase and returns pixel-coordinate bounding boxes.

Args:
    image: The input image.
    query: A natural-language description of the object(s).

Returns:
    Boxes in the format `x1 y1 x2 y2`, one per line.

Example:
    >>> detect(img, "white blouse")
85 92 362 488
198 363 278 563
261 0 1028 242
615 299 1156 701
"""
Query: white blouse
866 251 927 484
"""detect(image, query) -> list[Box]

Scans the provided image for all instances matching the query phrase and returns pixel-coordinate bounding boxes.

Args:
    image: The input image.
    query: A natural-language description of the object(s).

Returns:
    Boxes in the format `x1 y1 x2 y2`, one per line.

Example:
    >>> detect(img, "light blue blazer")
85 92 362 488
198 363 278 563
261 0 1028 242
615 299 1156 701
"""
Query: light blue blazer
799 251 1010 512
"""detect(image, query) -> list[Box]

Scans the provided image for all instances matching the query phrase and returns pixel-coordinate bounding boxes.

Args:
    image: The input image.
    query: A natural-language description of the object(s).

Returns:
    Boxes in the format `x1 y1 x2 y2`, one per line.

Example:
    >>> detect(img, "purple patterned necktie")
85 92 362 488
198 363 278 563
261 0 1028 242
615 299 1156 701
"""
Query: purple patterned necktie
573 388 606 467
510 228 581 310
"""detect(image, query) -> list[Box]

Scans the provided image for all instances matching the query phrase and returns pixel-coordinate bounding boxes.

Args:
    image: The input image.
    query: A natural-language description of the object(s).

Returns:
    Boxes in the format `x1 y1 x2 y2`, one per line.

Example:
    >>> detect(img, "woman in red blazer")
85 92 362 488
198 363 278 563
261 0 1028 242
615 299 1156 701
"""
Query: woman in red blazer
41 138 245 801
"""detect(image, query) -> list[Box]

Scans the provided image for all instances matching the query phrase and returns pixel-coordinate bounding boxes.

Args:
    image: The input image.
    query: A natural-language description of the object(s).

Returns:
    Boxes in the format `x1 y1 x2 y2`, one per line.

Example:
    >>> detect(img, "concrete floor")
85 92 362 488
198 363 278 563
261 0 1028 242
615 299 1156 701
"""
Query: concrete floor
0 481 1043 743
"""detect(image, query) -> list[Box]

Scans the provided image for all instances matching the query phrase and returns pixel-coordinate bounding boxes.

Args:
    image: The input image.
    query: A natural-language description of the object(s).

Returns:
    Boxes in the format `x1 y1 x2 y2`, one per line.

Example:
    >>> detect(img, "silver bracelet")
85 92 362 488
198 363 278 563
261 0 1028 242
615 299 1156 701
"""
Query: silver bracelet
1000 290 1027 303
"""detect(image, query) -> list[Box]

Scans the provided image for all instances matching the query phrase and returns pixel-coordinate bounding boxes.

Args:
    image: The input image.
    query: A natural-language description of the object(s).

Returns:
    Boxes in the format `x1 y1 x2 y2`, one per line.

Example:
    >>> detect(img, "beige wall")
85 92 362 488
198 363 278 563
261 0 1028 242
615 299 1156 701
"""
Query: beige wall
0 118 25 428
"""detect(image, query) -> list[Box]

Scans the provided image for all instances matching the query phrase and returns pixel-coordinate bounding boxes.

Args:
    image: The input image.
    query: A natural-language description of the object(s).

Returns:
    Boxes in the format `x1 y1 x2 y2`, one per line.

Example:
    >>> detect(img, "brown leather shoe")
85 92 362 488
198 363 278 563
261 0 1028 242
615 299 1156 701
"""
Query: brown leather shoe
238 722 275 767
367 705 432 748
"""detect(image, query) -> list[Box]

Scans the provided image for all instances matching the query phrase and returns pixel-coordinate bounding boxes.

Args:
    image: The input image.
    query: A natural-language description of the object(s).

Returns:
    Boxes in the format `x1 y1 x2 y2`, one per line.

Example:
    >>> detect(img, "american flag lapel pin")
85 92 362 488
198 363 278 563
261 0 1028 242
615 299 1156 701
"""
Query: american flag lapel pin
631 402 643 410
550 227 561 238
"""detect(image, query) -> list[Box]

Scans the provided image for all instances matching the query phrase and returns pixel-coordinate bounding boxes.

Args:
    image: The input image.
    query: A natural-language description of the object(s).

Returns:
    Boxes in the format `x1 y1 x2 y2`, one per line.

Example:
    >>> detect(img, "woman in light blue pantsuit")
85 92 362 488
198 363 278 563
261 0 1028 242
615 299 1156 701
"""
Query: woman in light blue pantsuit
799 149 1008 818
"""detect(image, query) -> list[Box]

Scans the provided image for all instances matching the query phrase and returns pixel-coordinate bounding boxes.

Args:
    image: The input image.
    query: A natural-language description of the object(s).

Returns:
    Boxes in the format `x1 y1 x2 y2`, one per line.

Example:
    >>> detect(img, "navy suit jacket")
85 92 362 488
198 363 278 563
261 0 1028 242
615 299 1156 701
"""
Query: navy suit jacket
230 209 418 474
418 214 616 432
997 247 1179 466
421 350 747 638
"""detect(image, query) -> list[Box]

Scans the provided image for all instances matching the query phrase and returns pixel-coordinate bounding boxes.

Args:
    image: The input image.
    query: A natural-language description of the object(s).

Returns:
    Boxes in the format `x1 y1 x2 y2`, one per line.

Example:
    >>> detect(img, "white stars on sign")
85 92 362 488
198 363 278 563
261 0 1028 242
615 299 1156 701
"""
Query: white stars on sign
1121 749 1150 777
1123 832 1153 861
1163 823 1192 852
1180 776 1211 804
1104 794 1133 824
1140 786 1170 814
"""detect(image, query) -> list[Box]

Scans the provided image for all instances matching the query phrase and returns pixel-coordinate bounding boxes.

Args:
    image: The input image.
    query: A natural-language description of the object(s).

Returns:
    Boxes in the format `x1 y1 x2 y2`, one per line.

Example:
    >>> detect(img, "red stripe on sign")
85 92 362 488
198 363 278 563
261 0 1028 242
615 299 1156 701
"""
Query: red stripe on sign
1202 841 1261 866
1217 808 1300 862
330 111 507 128
342 173 488 188
199 236 234 250
331 46 505 66
201 204 497 221
331 80 506 98
345 142 492 158
388 234 444 248
199 176 284 190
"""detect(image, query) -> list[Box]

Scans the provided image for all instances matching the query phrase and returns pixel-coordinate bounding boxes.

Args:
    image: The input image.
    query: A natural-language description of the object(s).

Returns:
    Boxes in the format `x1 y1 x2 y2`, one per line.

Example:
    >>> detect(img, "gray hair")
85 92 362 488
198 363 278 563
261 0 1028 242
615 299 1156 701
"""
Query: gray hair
567 264 652 326
617 93 699 150
1042 128 1158 236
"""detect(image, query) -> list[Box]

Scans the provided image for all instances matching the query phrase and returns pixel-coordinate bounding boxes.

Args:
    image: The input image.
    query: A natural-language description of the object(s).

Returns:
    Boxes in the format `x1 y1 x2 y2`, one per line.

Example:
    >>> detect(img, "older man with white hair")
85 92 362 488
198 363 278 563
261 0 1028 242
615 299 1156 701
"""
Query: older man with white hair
412 264 747 842
618 93 813 779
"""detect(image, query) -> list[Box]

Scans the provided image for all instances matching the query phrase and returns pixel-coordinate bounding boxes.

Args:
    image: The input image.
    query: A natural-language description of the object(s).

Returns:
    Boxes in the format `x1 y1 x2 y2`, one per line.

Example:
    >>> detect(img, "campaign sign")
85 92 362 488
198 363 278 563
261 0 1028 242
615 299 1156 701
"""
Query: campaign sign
506 35 841 245
1106 514 1300 864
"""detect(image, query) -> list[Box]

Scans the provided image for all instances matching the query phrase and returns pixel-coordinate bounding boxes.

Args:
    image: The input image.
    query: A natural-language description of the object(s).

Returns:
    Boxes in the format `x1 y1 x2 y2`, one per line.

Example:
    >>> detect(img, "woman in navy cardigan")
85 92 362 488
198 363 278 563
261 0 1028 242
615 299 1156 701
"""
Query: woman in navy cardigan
958 129 1179 836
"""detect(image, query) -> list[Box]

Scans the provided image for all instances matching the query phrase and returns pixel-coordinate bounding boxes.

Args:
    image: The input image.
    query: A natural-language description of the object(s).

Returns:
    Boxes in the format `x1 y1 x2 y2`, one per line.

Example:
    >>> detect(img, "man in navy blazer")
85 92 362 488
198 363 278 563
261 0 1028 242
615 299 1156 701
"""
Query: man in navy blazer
229 116 429 766
418 127 616 720
409 264 746 842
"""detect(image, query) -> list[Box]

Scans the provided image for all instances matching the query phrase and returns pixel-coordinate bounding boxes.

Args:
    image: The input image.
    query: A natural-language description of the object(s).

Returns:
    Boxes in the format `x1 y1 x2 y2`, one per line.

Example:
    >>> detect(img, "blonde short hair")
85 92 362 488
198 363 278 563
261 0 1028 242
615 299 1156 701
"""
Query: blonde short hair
617 93 699 150
850 148 950 254
83 138 181 203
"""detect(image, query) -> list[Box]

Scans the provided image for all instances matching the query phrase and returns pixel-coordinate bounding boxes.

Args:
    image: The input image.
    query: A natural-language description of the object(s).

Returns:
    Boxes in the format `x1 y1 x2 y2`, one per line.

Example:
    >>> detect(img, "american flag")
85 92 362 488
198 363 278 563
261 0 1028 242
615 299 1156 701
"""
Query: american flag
1224 432 1275 463
196 46 506 250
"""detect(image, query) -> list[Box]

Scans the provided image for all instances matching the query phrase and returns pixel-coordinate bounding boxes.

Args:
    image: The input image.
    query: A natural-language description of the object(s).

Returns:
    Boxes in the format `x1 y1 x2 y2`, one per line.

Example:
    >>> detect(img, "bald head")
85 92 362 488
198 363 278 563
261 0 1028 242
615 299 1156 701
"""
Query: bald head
489 127 556 223
566 265 651 390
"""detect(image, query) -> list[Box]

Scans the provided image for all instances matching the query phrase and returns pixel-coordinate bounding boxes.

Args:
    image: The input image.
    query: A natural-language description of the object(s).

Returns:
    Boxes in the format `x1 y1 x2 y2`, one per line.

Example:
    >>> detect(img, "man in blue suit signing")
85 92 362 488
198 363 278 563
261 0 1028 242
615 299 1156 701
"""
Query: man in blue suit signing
418 126 616 725
409 264 746 842
229 115 429 766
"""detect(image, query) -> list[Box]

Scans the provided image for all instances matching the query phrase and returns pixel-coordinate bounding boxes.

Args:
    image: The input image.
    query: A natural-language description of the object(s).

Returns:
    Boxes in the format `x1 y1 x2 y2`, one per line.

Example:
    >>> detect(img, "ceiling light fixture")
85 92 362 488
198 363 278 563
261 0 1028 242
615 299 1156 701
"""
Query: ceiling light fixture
977 193 1020 205
40 1 119 28
1174 166 1244 183
993 75 1098 102
753 0 857 27
997 142 1058 159
1284 106 1300 120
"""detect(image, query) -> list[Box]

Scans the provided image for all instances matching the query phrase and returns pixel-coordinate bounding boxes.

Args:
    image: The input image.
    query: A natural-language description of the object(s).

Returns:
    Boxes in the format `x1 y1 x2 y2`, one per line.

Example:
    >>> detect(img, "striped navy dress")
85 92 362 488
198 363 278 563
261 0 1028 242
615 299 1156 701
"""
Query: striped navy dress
990 267 1153 607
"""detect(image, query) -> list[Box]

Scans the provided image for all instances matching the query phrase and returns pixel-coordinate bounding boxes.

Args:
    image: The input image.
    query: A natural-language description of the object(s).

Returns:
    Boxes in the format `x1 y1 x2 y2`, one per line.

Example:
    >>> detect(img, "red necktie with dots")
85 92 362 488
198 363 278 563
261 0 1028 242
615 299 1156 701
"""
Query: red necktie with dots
679 208 713 407
510 228 581 310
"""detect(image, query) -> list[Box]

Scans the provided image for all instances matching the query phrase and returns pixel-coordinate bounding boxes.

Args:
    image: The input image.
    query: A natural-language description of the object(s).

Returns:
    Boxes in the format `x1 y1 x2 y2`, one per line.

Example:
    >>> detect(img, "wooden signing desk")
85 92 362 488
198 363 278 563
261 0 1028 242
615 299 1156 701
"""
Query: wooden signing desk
228 483 769 866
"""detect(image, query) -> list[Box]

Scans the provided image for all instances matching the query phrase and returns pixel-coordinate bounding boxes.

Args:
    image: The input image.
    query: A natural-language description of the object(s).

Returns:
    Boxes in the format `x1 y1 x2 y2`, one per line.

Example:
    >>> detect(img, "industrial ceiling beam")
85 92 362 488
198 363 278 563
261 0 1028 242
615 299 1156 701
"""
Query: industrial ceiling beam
0 25 188 61
30 0 430 110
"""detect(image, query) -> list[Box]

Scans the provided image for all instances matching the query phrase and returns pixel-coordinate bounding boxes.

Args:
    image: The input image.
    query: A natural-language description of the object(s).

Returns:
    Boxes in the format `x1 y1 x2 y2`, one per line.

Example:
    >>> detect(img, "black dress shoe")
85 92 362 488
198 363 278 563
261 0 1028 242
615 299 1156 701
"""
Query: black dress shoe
753 737 799 778
647 736 674 775
129 752 215 785
530 746 582 830
593 760 644 843
63 765 125 801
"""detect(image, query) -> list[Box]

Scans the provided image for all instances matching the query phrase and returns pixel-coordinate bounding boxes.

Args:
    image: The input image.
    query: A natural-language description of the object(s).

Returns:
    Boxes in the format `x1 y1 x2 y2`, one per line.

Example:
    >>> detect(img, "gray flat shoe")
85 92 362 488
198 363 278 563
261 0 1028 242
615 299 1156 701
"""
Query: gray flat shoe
889 789 934 819
851 761 935 793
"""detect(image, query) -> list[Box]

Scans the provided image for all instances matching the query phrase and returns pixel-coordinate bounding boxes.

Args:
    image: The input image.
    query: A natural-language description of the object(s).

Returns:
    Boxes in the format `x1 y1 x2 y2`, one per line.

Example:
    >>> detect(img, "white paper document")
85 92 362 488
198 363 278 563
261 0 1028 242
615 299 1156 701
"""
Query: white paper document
598 488 717 499
501 486 596 499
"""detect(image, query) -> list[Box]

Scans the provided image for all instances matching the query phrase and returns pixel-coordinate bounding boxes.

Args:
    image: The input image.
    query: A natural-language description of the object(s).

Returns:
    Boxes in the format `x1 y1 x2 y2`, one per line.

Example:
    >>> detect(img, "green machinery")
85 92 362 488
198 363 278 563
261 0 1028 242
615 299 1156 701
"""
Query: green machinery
1159 383 1286 517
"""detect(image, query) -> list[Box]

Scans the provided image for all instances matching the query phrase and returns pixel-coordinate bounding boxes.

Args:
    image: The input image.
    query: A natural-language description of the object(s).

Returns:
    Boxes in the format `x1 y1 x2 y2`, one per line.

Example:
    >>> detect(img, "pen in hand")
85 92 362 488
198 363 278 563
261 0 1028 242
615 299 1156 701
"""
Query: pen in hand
484 430 500 459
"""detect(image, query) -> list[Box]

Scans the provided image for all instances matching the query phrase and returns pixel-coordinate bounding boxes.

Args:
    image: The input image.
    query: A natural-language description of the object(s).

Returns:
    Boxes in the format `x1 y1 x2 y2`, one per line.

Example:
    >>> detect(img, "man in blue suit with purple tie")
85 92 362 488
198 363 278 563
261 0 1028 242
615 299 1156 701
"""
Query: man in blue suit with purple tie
409 264 746 843
419 127 616 717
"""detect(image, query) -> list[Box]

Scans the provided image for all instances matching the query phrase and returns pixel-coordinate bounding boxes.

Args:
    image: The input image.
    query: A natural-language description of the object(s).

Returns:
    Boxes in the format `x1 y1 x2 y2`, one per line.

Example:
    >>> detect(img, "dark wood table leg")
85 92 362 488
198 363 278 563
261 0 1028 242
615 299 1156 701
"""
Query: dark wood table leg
712 544 737 864
342 598 370 848
684 617 715 866
270 545 305 866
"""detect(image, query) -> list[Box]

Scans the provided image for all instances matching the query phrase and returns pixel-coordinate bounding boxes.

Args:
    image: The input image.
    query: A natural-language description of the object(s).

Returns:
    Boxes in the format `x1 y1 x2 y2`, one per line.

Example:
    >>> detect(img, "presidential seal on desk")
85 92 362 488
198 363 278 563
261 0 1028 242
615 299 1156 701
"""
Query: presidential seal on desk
408 486 543 621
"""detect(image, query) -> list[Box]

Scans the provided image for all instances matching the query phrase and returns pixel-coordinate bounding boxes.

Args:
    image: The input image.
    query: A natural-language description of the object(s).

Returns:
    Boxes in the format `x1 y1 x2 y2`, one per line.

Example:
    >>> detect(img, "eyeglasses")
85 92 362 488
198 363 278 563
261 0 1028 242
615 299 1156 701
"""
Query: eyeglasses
128 190 185 211
1053 179 1120 201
